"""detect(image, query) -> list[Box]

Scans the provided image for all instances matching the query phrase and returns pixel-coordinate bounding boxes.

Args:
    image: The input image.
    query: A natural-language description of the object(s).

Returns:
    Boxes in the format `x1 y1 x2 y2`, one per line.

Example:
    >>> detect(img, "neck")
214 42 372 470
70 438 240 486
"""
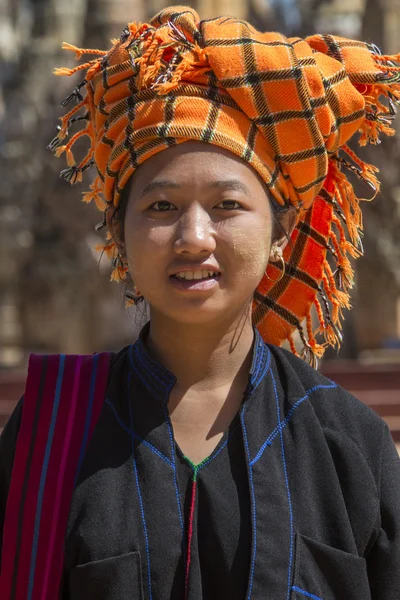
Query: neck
144 306 255 392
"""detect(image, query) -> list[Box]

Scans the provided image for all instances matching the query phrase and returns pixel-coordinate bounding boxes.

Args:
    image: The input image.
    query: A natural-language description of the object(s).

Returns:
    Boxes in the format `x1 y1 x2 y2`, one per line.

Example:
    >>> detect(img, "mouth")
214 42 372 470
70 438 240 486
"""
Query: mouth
169 270 222 291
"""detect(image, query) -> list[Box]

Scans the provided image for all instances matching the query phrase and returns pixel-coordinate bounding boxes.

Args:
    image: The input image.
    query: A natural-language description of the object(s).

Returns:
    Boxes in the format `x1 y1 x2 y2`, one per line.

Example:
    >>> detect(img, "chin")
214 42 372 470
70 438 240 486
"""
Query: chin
151 297 233 325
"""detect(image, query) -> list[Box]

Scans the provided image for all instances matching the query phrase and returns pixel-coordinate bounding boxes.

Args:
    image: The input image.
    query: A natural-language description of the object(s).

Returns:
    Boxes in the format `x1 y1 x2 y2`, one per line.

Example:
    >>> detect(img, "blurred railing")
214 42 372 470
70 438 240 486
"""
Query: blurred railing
1 363 400 448
321 361 400 445
0 370 25 432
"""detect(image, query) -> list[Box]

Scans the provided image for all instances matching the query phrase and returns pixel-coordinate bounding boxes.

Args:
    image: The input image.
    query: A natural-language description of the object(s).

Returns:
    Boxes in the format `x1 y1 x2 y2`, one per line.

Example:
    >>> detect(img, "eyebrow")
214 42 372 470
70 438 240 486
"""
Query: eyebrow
140 181 181 198
140 179 251 198
209 180 251 195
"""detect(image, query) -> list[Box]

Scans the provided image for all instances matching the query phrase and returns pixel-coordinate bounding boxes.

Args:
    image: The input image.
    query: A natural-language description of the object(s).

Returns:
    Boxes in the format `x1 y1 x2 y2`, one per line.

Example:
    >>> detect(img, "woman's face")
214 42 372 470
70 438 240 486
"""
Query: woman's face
120 141 283 325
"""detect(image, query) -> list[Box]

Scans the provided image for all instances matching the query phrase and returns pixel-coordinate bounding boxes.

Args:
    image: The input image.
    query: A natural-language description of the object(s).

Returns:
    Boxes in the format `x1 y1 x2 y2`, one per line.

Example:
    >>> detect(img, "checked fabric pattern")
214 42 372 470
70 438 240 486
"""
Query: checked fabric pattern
48 5 400 362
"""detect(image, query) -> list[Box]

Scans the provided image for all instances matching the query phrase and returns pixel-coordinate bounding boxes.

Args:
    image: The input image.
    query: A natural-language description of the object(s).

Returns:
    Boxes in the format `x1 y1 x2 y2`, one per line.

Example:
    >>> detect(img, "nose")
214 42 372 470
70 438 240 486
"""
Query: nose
173 203 216 255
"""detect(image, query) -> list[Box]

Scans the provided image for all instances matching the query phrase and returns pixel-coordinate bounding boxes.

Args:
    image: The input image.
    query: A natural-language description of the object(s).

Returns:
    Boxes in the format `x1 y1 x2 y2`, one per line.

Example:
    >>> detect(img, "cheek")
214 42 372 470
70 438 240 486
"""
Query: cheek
125 222 171 271
228 221 271 277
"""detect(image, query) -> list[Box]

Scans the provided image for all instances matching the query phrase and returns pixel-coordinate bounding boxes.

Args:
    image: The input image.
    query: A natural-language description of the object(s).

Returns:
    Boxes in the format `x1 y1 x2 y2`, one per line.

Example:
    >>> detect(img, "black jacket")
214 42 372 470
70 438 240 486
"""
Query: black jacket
1 324 399 599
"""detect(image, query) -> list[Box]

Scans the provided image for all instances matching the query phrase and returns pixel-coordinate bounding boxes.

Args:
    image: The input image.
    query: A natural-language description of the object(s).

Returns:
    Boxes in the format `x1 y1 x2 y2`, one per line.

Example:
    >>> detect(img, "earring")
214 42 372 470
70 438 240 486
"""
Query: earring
124 266 144 306
265 248 285 283
125 288 144 306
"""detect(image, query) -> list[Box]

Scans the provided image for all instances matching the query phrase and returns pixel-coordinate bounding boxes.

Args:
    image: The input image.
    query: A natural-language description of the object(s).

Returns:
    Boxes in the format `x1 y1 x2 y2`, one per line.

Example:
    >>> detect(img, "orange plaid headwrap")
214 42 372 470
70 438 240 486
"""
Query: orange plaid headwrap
49 5 400 363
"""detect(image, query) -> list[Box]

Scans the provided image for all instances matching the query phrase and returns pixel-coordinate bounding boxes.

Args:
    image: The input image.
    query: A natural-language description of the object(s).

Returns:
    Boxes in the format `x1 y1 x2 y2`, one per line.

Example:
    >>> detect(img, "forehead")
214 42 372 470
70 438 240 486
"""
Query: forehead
130 141 268 193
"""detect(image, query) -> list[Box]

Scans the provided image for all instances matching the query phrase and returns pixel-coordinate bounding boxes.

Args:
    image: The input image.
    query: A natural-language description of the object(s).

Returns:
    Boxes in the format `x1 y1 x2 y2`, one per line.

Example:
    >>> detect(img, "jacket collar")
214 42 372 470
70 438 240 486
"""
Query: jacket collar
128 321 270 402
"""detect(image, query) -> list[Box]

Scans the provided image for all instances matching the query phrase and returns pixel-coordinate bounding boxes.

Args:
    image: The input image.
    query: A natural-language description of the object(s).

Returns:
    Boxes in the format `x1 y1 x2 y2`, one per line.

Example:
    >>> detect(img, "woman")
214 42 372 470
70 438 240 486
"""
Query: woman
1 5 400 600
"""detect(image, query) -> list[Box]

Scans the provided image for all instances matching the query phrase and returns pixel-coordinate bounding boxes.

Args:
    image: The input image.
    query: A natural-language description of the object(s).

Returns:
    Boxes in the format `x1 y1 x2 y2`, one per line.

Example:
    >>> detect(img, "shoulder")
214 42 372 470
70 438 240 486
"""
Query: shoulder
24 350 120 387
266 343 387 465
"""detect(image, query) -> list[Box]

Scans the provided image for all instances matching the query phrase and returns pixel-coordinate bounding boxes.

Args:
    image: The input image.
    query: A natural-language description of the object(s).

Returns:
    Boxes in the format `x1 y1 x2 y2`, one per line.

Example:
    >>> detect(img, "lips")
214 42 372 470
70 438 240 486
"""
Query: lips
169 272 221 292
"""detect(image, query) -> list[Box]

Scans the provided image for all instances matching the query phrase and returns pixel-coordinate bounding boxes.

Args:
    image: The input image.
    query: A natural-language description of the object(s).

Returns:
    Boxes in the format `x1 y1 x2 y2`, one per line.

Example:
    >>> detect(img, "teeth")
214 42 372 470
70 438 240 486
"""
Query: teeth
175 270 219 280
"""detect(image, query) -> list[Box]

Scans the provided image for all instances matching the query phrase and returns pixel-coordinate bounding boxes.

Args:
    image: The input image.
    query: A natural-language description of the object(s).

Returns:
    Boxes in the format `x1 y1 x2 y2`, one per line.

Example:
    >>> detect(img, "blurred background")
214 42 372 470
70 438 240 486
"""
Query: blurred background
0 0 399 441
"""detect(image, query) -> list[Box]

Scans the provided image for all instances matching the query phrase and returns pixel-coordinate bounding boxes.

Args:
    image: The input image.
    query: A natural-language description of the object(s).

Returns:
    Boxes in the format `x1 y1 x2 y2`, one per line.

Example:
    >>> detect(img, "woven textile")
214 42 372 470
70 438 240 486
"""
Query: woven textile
48 5 400 362
0 352 112 600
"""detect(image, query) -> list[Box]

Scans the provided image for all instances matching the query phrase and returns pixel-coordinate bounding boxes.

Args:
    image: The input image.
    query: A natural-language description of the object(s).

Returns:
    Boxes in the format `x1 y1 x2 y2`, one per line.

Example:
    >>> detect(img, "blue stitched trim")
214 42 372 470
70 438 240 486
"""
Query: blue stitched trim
132 342 173 396
128 333 176 401
128 373 153 600
129 344 172 401
250 382 337 465
270 369 294 600
162 379 186 558
105 399 173 469
241 405 257 600
128 345 164 402
240 342 272 426
251 343 271 393
136 333 173 382
250 335 263 387
291 586 322 600
130 327 271 415
187 423 241 473
129 344 185 558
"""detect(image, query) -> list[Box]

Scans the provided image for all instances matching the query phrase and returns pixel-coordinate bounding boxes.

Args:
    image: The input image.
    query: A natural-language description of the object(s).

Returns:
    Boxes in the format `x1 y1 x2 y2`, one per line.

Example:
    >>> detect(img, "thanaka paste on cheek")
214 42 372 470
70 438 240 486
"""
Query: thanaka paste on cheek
126 224 172 294
230 226 270 277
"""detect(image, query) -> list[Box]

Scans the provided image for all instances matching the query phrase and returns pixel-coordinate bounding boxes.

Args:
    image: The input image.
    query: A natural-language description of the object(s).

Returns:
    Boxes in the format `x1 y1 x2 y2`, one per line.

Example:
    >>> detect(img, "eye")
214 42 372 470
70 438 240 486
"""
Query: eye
216 199 243 210
148 200 176 211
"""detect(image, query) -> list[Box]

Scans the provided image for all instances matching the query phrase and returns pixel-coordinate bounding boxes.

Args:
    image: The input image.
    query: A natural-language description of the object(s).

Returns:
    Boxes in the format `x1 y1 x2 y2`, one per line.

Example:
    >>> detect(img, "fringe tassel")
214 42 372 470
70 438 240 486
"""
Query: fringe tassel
129 21 210 94
60 99 88 130
60 81 87 108
46 97 87 151
135 34 161 89
315 291 343 348
358 79 400 145
61 42 108 60
55 145 75 166
371 49 400 62
291 318 324 369
305 313 325 360
95 234 116 260
59 160 94 184
325 262 351 308
82 177 106 210
95 234 129 282
154 47 209 94
313 295 326 332
335 146 380 197
77 147 94 171
288 333 299 357
59 167 83 184
331 215 361 260
328 230 354 290
320 284 341 329
329 160 363 244
53 58 101 77
55 127 94 175
110 261 129 282
47 127 64 151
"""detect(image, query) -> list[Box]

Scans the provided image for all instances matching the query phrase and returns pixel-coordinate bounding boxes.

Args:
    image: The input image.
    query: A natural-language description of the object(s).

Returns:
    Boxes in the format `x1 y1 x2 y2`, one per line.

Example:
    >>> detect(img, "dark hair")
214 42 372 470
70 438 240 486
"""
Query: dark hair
111 177 133 242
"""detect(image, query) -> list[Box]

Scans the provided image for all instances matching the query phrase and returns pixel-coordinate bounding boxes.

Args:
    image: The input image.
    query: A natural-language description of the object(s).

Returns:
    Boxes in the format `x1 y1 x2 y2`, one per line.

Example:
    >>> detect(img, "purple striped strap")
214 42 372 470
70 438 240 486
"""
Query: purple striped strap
0 352 112 600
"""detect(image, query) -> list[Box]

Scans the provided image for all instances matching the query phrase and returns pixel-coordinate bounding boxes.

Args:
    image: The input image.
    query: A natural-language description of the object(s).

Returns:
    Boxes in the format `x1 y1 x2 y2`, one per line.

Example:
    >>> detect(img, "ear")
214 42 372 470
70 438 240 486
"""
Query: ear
106 207 126 259
269 207 298 261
